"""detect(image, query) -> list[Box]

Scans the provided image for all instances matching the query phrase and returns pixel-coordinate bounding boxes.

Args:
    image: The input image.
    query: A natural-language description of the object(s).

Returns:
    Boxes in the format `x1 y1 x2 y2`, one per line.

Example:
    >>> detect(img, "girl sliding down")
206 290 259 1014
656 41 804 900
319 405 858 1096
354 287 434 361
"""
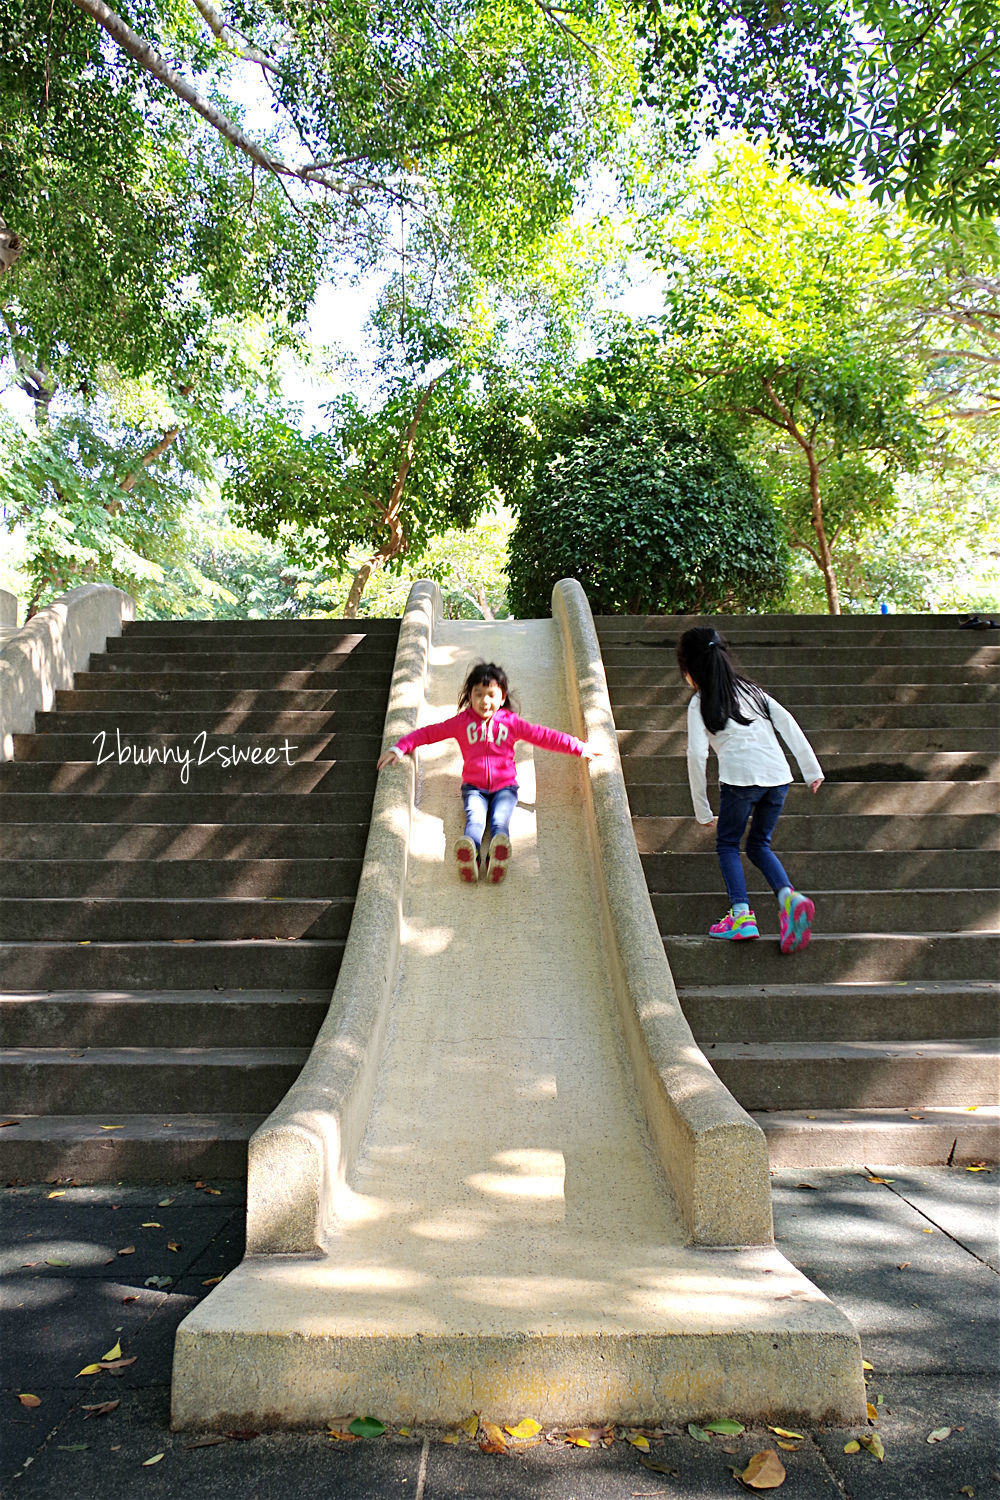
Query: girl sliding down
677 626 823 953
377 661 600 885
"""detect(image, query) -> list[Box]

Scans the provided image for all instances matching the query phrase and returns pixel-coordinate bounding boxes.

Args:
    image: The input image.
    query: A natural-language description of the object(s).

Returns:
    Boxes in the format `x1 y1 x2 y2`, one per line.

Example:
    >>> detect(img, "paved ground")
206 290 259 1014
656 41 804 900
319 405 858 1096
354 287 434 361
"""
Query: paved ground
2 1167 997 1498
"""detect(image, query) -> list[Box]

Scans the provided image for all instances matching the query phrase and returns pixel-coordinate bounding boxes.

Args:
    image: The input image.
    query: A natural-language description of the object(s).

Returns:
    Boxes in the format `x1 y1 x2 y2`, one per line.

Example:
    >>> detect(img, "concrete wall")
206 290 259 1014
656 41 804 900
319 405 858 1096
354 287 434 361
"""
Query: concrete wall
0 583 136 761
0 589 17 628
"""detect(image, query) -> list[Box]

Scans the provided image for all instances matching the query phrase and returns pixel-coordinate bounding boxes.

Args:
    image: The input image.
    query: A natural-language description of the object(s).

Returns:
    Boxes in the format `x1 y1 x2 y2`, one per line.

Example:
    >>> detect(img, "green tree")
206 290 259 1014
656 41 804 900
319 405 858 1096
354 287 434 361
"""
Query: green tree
640 140 927 612
506 340 788 615
638 0 1000 222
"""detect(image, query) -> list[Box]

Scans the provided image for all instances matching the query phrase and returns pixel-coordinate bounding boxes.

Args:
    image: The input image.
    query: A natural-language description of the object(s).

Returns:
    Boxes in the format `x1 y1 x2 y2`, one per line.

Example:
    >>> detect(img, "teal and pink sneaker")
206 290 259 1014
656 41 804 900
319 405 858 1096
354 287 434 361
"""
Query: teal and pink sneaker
709 908 759 940
780 890 815 953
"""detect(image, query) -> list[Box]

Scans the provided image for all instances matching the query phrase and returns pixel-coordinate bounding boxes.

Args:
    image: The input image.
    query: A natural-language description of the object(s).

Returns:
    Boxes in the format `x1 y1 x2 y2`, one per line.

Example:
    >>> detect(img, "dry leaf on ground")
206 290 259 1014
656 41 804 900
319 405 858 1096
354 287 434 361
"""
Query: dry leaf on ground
739 1450 786 1488
17 1394 41 1408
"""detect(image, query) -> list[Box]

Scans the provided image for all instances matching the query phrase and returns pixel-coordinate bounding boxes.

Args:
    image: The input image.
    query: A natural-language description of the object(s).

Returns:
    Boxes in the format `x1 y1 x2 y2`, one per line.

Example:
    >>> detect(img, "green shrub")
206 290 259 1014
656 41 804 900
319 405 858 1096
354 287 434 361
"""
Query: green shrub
507 406 788 615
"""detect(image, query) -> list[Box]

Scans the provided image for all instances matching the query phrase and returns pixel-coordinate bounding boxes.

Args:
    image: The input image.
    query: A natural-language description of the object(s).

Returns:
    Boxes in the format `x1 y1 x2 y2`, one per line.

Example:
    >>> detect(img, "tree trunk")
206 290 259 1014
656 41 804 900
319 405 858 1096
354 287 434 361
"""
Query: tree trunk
762 375 841 615
0 216 22 277
341 376 440 616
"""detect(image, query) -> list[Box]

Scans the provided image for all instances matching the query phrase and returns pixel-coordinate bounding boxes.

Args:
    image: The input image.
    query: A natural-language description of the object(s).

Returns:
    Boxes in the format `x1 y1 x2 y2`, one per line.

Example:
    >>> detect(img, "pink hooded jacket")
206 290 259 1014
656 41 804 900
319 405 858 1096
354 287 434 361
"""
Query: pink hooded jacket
391 706 585 792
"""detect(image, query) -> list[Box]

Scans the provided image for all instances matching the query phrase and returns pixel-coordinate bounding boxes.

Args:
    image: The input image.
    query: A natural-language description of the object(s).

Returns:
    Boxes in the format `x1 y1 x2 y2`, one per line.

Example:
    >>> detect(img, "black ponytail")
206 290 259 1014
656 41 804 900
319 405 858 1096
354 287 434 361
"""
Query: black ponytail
677 627 770 734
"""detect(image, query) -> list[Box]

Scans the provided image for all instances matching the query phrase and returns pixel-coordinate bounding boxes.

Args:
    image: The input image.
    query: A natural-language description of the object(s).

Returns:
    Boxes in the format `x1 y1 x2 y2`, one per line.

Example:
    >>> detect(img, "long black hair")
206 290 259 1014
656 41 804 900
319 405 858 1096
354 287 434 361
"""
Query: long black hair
677 627 770 734
457 661 518 713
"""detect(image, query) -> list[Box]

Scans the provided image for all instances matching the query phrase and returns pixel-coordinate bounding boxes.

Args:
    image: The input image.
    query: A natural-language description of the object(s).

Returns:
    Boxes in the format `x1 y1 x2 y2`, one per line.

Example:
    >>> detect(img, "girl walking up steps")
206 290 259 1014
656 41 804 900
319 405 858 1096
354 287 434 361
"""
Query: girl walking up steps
677 626 824 953
377 660 600 885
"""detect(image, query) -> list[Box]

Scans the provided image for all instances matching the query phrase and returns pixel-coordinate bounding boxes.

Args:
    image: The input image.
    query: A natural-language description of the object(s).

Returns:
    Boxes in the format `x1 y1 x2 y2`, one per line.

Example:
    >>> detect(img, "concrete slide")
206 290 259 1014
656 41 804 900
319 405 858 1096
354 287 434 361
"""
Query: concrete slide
171 581 865 1429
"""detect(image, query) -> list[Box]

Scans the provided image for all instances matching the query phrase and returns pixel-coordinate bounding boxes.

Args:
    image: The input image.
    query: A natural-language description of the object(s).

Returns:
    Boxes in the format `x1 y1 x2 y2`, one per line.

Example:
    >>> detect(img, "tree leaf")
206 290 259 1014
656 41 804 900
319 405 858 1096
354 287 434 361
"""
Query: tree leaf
18 1394 41 1407
347 1416 386 1439
478 1420 507 1454
844 1440 861 1453
82 1400 120 1417
504 1418 542 1440
767 1427 804 1439
739 1449 786 1488
102 1341 122 1361
859 1432 885 1460
927 1427 952 1443
142 1453 165 1466
77 1364 103 1377
688 1423 711 1441
704 1418 745 1434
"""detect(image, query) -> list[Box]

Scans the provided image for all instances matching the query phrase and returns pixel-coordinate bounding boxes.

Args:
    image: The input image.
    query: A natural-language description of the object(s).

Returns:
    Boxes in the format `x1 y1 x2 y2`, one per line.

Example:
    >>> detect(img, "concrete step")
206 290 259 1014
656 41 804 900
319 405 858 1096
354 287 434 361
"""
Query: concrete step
34 710 387 735
609 681 1000 706
0 1112 266 1181
753 1107 1000 1167
54 687 384 712
1 758 380 792
10 731 382 762
0 822 370 860
703 1038 1000 1109
641 848 999 891
0 859 363 897
605 662 999 687
626 782 997 816
70 669 395 691
664 931 998 983
678 981 1000 1043
635 813 999 852
90 651 399 673
107 631 398 655
0 792 371 823
619 733 998 766
0 897 355 941
0 990 329 1048
593 613 980 636
0 938 346 989
601 643 999 668
653 888 1000 934
613 703 1000 730
122 617 401 636
0 1045 309 1113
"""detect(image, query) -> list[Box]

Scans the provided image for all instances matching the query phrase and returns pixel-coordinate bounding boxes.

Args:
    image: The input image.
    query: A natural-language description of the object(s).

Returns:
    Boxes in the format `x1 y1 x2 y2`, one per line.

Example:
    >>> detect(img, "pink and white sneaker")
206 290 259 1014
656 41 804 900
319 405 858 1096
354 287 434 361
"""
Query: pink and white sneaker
484 832 512 885
454 836 479 882
779 890 814 953
709 908 759 940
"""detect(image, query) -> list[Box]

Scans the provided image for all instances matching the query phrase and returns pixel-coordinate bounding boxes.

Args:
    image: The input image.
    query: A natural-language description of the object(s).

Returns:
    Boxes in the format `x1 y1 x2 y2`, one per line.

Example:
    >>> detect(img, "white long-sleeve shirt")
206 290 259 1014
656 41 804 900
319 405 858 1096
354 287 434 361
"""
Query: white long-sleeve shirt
686 690 824 825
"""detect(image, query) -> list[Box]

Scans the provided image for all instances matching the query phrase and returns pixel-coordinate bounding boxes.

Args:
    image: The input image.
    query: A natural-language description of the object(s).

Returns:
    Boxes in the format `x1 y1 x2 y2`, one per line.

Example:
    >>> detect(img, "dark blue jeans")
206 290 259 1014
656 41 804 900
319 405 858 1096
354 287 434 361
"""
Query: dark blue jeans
716 782 791 907
461 783 518 851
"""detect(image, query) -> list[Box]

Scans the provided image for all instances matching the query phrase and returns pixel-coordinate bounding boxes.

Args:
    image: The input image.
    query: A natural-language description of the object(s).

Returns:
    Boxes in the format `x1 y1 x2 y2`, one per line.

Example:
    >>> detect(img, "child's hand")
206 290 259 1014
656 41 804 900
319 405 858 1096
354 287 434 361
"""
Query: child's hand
580 743 604 761
698 817 717 829
377 749 404 771
810 778 823 794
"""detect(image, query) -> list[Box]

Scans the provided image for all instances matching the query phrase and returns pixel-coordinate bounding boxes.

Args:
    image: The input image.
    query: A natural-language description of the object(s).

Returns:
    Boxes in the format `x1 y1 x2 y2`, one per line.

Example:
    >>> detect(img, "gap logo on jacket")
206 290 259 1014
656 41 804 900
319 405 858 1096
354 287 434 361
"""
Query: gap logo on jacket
391 706 585 792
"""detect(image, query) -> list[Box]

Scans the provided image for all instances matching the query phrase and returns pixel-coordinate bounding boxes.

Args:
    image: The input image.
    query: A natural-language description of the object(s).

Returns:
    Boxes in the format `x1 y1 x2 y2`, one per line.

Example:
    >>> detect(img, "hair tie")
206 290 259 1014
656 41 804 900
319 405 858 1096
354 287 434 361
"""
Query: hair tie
707 638 716 648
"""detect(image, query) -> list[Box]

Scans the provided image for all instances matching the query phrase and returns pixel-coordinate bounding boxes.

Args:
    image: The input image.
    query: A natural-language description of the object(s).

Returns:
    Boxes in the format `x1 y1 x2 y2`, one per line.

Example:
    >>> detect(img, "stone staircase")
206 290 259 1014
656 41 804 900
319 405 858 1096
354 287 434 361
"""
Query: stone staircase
596 614 1000 1166
0 618 398 1181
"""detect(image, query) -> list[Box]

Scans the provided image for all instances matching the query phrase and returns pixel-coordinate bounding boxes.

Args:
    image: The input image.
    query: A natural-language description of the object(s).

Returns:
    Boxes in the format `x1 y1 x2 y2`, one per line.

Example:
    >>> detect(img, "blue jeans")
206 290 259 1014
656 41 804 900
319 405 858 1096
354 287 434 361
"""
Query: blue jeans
461 783 518 851
716 783 791 907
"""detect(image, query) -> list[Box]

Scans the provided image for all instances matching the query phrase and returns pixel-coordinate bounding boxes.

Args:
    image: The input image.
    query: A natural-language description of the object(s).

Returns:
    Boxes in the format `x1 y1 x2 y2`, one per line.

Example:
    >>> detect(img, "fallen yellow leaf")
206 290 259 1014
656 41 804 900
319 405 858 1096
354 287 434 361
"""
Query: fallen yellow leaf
459 1413 479 1438
862 1360 874 1370
859 1432 885 1461
76 1364 102 1377
776 1442 798 1451
844 1440 861 1453
767 1427 804 1440
18 1394 41 1408
141 1222 161 1228
627 1433 650 1451
202 1276 223 1286
326 1429 359 1442
504 1418 542 1440
441 1432 461 1445
102 1341 122 1361
99 1125 124 1131
48 1191 66 1198
867 1402 878 1423
478 1420 507 1454
739 1449 786 1488
141 1453 165 1466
